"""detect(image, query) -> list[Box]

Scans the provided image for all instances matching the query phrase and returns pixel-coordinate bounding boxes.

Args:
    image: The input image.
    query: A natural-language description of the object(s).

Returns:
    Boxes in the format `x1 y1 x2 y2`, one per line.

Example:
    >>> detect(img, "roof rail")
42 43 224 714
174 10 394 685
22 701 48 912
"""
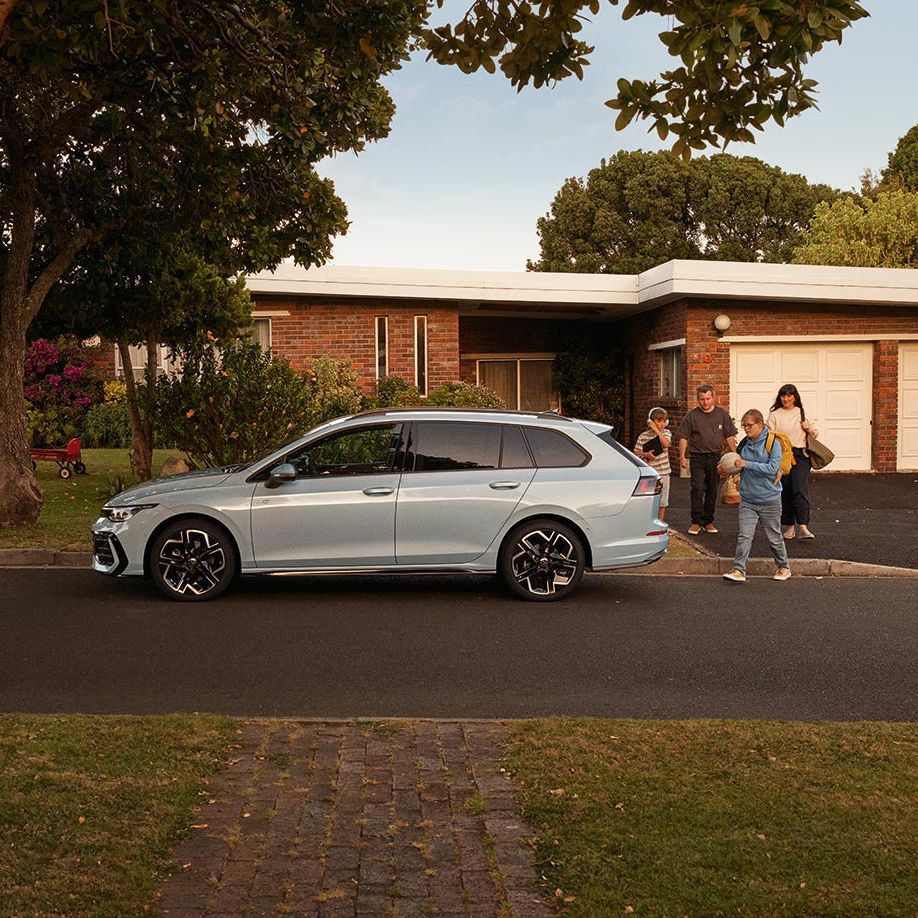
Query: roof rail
352 406 574 422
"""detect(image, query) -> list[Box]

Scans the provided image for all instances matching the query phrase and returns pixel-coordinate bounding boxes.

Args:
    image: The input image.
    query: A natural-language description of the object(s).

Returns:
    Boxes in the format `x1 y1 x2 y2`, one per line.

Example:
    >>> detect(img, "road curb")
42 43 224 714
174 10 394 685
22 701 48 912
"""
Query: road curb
0 548 915 578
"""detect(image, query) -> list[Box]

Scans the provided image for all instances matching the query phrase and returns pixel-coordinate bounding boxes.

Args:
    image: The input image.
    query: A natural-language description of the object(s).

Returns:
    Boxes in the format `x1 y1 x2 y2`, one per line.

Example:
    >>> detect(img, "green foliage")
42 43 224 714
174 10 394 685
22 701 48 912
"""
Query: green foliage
82 401 132 449
529 150 838 274
26 405 80 449
305 356 366 424
554 335 626 429
426 1 869 153
154 341 317 469
376 375 424 407
793 191 918 268
882 124 918 192
427 380 505 408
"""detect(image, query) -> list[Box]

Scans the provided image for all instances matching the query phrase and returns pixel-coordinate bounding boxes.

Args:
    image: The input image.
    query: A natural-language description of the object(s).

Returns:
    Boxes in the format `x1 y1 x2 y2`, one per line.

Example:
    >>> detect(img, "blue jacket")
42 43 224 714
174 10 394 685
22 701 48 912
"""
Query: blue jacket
738 428 783 503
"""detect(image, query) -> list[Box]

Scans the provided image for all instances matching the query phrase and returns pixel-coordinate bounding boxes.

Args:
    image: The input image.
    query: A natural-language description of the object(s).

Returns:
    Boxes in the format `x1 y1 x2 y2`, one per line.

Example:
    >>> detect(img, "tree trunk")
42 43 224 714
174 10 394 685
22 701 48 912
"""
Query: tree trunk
118 339 154 481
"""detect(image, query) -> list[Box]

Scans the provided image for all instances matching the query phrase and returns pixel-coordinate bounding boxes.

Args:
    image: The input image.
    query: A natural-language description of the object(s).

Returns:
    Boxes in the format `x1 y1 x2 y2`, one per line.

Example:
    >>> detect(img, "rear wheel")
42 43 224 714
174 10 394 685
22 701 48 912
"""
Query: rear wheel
59 466 71 479
74 461 86 474
499 518 585 602
150 517 237 601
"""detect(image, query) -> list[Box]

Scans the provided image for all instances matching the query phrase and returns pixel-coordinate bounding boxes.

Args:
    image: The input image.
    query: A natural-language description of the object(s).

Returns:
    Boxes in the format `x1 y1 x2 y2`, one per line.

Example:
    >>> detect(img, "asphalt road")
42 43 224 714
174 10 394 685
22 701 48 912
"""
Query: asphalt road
2 569 916 721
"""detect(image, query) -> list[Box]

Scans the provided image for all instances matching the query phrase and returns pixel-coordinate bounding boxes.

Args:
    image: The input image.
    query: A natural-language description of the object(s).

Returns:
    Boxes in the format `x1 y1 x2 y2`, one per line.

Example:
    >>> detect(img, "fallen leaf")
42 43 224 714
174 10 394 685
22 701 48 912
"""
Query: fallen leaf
77 816 86 824
549 788 565 796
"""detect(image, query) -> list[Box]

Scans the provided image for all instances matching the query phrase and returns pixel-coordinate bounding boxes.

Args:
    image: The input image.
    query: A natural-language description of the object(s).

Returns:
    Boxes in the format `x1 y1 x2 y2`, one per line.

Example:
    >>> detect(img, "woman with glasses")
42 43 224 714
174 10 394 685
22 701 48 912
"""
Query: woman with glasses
722 409 791 583
767 384 817 540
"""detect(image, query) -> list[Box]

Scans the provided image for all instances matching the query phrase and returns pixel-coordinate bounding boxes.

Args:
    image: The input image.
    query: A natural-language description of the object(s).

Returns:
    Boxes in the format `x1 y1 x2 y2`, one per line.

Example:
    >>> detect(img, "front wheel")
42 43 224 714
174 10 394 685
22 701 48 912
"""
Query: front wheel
499 518 585 602
149 517 237 601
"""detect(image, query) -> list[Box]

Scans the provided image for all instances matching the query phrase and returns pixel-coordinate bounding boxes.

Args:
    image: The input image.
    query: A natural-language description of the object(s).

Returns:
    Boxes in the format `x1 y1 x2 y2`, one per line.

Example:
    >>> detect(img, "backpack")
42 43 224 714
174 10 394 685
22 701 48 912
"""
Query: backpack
765 431 795 483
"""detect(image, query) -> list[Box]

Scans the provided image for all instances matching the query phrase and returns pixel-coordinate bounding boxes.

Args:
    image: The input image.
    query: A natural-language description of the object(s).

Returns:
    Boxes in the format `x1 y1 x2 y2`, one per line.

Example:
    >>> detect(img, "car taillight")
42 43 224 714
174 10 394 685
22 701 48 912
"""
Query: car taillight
632 475 662 496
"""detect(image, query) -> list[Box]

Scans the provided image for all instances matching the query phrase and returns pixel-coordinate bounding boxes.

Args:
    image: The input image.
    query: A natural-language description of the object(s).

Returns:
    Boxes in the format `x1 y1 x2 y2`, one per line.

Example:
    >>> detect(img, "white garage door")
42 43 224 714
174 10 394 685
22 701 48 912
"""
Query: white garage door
900 344 918 471
730 344 873 471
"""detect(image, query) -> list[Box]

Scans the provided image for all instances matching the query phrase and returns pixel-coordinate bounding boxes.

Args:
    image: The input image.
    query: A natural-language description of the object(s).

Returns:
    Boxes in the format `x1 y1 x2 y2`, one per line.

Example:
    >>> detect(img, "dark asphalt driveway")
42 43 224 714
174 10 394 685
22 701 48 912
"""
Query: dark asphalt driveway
2 569 916 721
666 472 918 569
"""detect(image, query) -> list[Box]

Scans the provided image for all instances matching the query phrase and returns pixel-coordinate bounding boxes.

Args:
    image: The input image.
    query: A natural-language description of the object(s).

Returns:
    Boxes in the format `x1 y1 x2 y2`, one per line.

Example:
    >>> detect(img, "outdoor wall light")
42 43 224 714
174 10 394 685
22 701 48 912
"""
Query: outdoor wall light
713 314 732 333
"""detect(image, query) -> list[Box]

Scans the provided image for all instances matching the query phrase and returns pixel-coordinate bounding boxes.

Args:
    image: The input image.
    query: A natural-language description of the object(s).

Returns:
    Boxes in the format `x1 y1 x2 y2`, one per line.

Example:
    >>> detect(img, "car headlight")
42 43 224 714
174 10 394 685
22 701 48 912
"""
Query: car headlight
100 503 158 522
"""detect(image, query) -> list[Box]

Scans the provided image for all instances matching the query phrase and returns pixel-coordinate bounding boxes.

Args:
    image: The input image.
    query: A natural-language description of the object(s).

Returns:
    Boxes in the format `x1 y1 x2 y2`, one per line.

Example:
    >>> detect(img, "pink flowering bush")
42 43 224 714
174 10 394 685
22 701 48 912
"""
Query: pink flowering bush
24 337 104 447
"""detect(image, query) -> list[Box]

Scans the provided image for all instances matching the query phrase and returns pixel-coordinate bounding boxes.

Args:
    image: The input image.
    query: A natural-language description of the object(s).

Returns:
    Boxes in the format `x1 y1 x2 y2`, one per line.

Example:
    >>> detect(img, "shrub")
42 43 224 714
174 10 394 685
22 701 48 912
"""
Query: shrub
305 356 365 423
23 337 104 446
427 380 505 408
375 375 423 407
154 341 318 468
82 401 132 448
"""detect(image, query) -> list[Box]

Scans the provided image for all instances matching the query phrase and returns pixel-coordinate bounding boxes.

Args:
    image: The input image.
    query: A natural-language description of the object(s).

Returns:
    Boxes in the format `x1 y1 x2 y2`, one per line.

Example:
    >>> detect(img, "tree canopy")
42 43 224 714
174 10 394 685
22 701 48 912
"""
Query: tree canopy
426 0 869 156
792 191 918 269
882 124 918 192
529 150 837 274
0 0 426 525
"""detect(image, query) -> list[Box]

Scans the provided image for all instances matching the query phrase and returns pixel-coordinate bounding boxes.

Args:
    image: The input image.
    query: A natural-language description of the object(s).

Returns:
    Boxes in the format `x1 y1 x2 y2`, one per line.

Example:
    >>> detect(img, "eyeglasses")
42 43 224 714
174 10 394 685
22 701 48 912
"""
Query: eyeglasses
742 421 761 429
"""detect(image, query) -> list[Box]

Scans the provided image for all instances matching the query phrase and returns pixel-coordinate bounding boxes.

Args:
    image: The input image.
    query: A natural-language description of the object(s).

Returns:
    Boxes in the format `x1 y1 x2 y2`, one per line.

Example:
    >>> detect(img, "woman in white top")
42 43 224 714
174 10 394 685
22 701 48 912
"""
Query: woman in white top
767 383 818 539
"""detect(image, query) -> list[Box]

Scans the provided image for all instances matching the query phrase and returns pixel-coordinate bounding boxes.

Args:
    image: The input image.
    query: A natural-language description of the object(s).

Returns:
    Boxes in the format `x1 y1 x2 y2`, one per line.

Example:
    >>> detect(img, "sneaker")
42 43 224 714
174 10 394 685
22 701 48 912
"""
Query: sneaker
773 567 792 581
783 525 796 540
688 524 702 535
723 569 746 583
798 526 815 539
704 523 719 533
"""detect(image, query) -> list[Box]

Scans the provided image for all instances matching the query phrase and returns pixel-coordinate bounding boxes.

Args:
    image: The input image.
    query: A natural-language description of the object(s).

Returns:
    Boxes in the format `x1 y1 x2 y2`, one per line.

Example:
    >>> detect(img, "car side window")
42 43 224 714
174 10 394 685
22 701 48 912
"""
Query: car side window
523 426 590 468
287 424 403 477
500 425 534 469
407 422 501 472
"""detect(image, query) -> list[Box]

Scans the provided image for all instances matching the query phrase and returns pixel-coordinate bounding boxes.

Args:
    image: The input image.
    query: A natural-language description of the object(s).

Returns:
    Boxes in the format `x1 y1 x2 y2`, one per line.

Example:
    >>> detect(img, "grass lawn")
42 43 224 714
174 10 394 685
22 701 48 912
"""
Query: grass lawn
0 715 236 918
0 449 175 551
506 718 918 917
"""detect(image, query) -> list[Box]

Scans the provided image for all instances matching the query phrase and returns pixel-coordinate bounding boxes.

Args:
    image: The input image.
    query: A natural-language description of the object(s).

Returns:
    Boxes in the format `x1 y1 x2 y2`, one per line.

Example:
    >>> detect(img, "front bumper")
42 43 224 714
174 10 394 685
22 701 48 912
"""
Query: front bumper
91 530 128 575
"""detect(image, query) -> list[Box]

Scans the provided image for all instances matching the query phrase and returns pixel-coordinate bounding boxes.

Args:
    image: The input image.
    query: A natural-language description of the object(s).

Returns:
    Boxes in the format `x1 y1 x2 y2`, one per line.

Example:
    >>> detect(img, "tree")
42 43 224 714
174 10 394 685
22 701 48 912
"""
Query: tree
882 125 918 192
426 0 869 156
793 191 918 268
0 0 426 525
529 150 837 274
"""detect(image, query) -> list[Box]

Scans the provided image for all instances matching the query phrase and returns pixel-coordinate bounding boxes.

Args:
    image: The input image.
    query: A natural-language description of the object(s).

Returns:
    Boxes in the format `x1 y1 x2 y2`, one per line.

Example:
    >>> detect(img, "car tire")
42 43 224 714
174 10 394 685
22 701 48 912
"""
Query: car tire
499 518 585 602
149 517 237 602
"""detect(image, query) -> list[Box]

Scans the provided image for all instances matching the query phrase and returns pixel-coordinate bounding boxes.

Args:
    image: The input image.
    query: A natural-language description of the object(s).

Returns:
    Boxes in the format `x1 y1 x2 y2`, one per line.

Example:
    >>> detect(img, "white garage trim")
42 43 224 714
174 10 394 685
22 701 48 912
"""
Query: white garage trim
722 334 918 343
730 343 874 472
899 344 918 471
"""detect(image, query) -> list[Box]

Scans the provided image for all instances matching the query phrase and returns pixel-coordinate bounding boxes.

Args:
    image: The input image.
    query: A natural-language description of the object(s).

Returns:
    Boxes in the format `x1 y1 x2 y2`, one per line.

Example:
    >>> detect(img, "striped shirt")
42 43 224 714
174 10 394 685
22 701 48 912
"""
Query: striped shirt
634 428 672 475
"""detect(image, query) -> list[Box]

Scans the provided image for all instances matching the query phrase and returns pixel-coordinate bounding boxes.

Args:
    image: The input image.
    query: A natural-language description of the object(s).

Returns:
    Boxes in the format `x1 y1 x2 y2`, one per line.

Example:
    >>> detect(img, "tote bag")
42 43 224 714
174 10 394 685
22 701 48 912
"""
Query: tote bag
806 434 835 470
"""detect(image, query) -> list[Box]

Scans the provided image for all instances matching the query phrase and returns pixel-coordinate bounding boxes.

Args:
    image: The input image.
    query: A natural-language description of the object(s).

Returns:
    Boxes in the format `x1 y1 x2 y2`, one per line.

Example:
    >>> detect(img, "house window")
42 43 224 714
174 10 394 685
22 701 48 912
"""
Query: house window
251 317 272 351
414 316 428 396
659 347 683 398
477 358 559 411
376 316 389 379
114 343 180 380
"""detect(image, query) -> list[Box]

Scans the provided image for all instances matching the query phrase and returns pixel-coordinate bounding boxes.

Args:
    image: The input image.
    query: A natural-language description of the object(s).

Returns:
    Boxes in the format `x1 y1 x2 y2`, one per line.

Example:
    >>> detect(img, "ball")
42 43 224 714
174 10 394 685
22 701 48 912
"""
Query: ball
718 451 742 475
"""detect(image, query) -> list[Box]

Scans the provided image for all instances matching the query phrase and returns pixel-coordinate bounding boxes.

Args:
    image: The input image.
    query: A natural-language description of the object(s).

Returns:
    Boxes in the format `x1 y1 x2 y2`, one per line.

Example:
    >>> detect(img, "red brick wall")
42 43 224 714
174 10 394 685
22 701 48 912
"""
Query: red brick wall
622 300 918 470
256 297 460 394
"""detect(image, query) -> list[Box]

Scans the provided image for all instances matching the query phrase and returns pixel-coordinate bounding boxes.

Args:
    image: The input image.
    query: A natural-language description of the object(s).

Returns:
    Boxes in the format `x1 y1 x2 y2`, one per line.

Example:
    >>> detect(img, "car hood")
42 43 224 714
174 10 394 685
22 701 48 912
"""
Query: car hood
110 468 233 504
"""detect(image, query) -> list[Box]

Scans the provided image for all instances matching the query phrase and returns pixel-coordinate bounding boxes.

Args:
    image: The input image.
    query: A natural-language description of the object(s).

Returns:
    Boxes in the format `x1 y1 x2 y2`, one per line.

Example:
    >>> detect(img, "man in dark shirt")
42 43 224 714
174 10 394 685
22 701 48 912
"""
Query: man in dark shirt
675 384 738 534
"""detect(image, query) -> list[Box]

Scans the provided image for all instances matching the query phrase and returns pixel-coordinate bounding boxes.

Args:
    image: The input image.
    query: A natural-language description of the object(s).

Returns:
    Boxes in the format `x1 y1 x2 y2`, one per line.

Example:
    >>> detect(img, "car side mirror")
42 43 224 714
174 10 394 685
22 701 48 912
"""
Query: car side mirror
265 462 297 488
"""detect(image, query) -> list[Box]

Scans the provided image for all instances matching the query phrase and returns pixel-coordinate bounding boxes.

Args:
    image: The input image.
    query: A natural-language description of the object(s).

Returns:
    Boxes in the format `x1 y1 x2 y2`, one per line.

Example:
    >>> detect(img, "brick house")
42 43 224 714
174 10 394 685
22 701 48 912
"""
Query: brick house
96 260 918 472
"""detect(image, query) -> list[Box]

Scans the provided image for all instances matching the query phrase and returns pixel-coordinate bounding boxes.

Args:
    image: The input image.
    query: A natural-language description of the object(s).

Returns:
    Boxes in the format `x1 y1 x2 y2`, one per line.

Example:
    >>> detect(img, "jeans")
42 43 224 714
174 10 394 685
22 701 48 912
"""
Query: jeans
732 498 789 574
781 448 812 525
689 452 720 526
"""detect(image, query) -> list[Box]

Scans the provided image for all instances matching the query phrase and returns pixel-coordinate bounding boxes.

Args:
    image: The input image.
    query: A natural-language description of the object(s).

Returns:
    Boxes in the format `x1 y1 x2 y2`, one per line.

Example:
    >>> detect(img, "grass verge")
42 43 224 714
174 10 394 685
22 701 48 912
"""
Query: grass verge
505 718 918 917
0 714 236 918
0 449 175 551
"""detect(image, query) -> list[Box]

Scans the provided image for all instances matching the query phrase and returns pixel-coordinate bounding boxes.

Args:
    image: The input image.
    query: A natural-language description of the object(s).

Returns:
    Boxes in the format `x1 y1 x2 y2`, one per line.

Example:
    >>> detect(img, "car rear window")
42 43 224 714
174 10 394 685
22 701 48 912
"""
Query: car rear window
408 422 501 471
522 427 590 468
593 429 644 468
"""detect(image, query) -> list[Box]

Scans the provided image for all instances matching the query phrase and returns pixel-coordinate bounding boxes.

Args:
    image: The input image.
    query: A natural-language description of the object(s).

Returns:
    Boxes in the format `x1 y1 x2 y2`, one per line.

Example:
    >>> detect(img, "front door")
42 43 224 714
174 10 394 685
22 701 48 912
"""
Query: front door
250 423 403 568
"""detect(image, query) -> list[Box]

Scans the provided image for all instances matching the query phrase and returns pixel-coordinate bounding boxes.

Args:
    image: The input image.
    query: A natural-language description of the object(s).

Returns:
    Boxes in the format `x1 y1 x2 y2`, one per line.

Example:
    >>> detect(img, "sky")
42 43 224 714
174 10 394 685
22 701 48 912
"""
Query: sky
317 1 918 272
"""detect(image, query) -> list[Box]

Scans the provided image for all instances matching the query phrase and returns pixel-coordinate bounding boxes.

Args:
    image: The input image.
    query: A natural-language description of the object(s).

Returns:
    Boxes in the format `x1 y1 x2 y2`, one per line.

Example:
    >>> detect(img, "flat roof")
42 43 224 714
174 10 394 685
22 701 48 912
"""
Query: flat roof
246 260 918 317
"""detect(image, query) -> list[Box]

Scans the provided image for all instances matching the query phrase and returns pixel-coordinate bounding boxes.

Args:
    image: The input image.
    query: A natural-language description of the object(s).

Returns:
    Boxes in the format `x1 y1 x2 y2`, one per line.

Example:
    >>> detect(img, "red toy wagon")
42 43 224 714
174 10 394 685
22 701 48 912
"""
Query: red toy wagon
30 437 87 479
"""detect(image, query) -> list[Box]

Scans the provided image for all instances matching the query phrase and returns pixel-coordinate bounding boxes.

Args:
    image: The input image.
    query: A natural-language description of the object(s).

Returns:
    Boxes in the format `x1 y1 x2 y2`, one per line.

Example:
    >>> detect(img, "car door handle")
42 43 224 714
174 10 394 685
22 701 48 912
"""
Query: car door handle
362 486 395 496
489 481 520 490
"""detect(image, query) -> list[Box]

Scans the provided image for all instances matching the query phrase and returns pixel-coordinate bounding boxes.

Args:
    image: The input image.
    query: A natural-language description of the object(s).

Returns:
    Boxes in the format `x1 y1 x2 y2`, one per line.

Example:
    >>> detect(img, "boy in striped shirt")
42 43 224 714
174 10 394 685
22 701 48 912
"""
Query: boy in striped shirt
634 407 672 520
